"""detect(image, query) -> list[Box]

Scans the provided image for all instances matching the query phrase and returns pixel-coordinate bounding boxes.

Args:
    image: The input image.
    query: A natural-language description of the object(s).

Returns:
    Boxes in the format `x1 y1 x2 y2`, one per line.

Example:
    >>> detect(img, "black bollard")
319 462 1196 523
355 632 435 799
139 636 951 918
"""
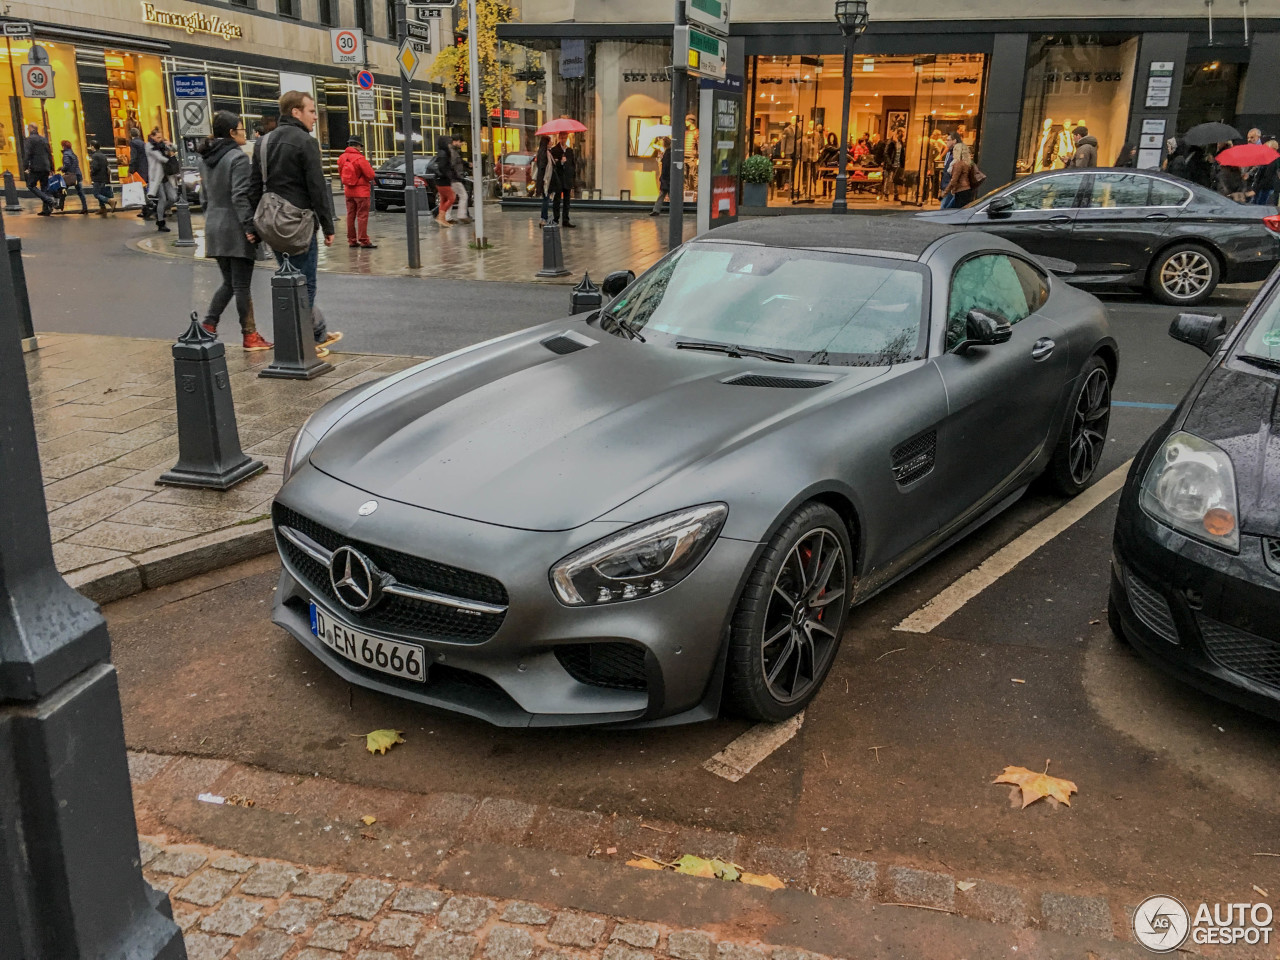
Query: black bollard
259 256 333 380
3 170 20 213
174 191 195 248
7 235 36 350
157 313 265 490
536 221 569 278
570 272 602 315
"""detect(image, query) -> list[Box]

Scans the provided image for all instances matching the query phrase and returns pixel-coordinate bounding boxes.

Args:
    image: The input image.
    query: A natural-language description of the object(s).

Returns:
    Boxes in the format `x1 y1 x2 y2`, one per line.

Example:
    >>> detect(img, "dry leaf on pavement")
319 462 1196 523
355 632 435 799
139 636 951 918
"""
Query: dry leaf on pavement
675 854 717 878
361 815 377 826
626 855 667 871
993 760 1078 808
357 729 406 755
740 871 786 890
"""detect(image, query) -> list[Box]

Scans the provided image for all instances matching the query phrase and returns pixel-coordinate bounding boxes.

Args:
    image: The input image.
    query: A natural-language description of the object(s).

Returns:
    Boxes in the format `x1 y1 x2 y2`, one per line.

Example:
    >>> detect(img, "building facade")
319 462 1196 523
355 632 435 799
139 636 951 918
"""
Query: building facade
2 0 453 181
499 0 1280 208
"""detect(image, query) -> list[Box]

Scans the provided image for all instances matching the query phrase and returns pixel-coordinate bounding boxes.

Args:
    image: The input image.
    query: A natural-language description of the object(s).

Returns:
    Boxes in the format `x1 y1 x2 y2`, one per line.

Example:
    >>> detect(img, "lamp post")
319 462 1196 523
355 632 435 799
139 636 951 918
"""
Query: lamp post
832 0 869 214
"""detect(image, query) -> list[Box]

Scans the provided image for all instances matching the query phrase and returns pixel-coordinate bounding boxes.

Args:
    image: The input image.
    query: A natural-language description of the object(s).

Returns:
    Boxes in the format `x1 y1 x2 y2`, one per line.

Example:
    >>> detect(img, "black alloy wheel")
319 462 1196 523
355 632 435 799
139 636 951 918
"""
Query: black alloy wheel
727 503 853 721
1046 356 1112 496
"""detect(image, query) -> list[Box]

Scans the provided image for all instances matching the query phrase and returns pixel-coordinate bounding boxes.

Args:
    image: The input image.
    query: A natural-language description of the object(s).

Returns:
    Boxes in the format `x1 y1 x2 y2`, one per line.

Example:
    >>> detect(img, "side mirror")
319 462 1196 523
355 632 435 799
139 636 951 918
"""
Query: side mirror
601 269 636 298
986 196 1015 218
953 308 1013 354
1169 312 1227 356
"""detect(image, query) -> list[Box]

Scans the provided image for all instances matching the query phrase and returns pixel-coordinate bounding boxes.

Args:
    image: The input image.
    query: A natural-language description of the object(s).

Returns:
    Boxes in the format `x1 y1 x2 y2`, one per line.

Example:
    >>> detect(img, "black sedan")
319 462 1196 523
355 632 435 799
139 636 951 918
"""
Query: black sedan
923 168 1280 306
1109 284 1280 719
372 156 437 213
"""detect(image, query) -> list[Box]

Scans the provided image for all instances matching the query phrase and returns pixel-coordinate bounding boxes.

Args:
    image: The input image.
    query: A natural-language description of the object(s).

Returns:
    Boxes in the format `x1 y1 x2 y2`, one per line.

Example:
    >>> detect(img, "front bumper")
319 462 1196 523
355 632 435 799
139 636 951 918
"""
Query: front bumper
271 464 760 727
1110 488 1280 721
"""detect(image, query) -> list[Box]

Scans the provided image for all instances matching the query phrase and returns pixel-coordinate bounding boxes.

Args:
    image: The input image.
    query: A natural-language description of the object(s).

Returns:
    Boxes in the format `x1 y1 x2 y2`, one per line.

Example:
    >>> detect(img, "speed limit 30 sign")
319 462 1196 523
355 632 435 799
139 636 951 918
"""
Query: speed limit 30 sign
330 27 364 65
20 63 53 99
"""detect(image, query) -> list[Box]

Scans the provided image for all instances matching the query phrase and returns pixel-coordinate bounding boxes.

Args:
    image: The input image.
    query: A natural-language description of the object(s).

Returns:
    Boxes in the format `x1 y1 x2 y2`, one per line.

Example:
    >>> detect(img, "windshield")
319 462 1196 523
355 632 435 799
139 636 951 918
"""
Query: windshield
1240 291 1280 362
379 157 434 174
603 243 927 365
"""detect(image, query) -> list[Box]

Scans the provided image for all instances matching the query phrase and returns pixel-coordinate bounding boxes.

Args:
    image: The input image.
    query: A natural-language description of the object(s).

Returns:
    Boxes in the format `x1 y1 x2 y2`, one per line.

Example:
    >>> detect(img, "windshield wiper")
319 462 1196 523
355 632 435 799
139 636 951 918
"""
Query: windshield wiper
676 340 795 363
613 317 646 342
1237 353 1280 372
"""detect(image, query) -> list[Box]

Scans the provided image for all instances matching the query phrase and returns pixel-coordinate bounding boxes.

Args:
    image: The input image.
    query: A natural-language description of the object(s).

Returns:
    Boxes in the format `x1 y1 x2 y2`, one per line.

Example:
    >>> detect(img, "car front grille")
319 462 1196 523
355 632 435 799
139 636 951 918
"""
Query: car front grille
274 503 507 644
1264 537 1280 576
1199 615 1280 691
555 643 648 691
1125 572 1180 644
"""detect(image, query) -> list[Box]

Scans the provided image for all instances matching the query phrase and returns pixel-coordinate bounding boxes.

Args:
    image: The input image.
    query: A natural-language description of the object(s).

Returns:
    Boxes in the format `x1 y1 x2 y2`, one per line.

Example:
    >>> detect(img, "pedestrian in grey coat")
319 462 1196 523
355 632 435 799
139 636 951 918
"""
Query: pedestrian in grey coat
197 111 273 351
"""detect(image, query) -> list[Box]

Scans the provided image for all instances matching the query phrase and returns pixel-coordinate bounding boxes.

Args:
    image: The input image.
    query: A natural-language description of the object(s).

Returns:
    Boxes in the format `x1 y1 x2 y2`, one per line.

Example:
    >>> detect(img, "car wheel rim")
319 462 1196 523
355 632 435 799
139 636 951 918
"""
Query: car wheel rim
1069 367 1111 487
1159 251 1213 300
761 527 846 705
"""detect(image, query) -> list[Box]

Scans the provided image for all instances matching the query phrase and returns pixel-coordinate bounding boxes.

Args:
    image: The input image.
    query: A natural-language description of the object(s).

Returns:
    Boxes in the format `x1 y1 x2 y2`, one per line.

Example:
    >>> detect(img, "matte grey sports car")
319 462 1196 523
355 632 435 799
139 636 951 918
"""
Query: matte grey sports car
271 218 1118 727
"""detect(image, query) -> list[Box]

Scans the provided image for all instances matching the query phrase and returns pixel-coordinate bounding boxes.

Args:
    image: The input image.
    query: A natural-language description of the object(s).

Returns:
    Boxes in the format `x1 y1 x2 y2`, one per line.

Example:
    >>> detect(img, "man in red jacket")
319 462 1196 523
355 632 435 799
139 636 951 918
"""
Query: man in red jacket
337 136 377 248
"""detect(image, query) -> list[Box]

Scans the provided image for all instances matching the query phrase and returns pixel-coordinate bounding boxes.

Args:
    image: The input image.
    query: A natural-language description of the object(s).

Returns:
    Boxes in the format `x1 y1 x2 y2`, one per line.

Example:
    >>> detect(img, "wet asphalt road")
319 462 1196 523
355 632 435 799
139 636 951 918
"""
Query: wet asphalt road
98 283 1280 919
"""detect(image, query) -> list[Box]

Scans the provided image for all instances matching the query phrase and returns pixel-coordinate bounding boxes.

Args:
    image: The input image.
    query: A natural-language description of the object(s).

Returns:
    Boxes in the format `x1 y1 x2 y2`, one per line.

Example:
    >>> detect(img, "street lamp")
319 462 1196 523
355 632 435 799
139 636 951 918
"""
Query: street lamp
832 0 869 214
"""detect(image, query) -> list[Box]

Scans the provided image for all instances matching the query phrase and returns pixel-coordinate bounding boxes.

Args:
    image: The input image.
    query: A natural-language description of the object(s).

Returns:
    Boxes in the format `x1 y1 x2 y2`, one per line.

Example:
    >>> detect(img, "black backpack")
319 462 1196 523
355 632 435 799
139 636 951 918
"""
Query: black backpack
163 150 180 177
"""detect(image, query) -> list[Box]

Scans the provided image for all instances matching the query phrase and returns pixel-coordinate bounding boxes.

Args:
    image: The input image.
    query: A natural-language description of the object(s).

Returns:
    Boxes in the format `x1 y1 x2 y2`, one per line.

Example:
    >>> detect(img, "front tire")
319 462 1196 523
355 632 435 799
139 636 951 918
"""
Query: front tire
1149 242 1219 306
726 503 853 722
374 199 388 212
1046 355 1112 496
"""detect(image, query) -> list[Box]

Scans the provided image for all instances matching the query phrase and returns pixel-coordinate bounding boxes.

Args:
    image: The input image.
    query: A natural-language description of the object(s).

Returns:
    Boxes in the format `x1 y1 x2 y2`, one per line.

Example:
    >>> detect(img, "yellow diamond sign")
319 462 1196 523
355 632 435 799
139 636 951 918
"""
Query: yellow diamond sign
397 39 420 80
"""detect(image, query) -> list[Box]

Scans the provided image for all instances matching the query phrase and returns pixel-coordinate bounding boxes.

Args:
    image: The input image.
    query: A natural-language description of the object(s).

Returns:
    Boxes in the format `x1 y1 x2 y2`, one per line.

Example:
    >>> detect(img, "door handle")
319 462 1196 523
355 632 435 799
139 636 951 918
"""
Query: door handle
1048 215 1072 223
1145 213 1170 221
1031 337 1056 361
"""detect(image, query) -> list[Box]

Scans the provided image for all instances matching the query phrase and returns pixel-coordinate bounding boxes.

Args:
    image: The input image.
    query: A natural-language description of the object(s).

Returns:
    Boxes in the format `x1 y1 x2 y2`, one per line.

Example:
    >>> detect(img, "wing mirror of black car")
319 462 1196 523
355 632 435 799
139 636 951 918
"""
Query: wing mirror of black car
1170 311 1227 356
953 309 1014 354
986 196 1015 218
601 269 636 298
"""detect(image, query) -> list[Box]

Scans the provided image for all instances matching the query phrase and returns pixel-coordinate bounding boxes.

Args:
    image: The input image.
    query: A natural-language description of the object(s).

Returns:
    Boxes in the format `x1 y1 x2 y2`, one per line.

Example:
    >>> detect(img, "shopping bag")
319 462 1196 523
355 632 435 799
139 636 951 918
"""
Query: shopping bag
120 181 147 209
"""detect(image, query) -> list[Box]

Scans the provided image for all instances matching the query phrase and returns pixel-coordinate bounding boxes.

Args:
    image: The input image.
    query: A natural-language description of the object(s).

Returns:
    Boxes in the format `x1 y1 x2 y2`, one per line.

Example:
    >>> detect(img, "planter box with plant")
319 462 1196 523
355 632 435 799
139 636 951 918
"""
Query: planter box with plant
741 154 773 207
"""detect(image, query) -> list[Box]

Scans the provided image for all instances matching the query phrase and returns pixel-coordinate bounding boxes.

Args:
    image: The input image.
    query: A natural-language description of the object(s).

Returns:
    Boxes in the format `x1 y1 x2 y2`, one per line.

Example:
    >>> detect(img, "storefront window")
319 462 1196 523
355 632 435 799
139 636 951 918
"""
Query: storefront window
1018 34 1138 176
0 41 90 180
1178 60 1244 133
746 53 986 209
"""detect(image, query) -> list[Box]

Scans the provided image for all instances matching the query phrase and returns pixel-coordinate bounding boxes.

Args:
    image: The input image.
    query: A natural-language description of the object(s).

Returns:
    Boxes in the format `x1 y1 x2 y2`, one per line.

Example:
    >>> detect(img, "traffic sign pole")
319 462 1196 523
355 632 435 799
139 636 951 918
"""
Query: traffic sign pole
396 0 421 269
668 0 686 250
467 0 484 246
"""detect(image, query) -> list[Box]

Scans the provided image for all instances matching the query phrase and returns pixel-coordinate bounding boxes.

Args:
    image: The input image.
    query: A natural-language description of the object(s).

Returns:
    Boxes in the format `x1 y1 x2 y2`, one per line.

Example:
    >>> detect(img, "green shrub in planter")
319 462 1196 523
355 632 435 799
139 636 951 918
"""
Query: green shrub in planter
741 154 774 184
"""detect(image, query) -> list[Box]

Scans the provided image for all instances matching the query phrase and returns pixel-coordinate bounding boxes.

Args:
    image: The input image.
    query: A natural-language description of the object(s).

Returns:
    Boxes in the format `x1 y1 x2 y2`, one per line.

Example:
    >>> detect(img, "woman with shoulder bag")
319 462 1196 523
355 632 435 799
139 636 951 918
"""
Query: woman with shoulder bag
942 141 979 209
145 127 177 232
60 141 89 214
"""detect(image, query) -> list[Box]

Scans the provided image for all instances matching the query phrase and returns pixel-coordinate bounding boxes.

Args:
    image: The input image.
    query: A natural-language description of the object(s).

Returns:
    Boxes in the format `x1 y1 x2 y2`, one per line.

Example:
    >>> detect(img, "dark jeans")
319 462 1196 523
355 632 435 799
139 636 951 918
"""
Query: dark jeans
273 233 326 342
67 180 88 211
540 191 551 222
205 256 257 337
92 183 113 207
950 188 975 208
551 188 571 224
26 172 54 209
1252 189 1274 205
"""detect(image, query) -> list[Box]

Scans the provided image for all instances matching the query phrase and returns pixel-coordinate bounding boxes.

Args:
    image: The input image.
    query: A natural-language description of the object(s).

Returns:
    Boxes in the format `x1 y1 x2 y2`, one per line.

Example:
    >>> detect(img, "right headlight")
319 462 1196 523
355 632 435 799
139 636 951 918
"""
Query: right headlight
1139 431 1240 553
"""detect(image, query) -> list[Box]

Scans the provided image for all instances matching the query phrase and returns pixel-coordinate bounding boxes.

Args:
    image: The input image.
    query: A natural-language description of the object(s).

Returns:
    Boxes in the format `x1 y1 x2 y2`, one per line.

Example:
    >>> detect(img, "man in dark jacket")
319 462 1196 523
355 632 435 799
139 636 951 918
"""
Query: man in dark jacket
23 124 55 216
250 90 341 357
128 127 150 218
88 141 116 214
1068 126 1098 168
548 131 576 228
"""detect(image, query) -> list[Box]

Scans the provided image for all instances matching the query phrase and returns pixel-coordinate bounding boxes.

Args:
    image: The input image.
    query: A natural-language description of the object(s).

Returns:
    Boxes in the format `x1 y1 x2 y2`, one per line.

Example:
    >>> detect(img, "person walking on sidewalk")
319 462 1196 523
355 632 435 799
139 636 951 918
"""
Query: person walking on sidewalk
432 134 457 228
198 111 273 352
338 136 377 248
23 124 56 216
447 135 472 225
128 126 150 219
60 140 90 214
548 131 576 228
88 141 116 215
650 137 671 216
250 90 342 358
145 128 178 232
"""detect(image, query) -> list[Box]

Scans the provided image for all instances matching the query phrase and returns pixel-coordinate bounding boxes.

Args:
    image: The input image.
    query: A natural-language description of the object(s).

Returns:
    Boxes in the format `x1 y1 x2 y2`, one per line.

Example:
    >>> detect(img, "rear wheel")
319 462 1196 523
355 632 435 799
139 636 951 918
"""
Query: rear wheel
1149 242 1219 306
374 199 388 212
726 503 853 721
1046 356 1112 496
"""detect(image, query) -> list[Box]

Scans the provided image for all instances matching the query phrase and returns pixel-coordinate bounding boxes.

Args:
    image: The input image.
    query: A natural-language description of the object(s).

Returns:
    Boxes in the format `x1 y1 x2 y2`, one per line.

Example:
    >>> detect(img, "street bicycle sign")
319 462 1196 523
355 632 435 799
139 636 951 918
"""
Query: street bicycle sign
330 27 364 65
20 63 53 99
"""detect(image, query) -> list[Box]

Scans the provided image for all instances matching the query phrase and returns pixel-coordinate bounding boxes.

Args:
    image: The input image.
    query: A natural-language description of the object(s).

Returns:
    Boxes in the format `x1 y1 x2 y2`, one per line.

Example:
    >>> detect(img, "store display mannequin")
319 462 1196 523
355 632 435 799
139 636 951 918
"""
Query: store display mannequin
684 114 698 193
1034 118 1056 172
1056 120 1077 169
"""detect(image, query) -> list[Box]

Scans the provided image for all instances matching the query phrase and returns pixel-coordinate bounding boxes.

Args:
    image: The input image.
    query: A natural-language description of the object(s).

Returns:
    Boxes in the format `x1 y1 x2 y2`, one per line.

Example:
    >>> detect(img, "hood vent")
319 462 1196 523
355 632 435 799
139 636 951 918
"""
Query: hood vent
722 373 834 389
541 333 593 356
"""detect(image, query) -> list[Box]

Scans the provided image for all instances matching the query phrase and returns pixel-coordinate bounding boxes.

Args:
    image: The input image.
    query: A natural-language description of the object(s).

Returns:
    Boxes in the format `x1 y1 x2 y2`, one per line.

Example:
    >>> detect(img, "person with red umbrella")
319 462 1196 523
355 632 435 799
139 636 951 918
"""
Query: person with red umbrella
1216 140 1280 204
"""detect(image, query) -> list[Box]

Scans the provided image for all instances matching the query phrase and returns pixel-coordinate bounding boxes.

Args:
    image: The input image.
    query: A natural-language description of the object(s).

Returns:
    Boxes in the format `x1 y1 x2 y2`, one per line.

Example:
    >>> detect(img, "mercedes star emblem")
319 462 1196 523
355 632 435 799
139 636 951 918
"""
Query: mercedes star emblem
358 500 378 516
329 546 382 612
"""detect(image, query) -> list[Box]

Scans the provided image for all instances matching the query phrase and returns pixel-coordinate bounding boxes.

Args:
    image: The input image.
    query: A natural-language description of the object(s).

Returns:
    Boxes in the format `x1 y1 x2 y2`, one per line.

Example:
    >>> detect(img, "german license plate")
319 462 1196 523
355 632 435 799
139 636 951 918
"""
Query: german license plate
309 602 427 683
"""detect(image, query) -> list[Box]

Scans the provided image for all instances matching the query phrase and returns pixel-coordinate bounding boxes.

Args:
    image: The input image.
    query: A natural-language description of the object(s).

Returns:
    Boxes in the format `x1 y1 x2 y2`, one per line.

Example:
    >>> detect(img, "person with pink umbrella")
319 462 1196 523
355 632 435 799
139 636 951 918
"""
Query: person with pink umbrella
536 118 586 228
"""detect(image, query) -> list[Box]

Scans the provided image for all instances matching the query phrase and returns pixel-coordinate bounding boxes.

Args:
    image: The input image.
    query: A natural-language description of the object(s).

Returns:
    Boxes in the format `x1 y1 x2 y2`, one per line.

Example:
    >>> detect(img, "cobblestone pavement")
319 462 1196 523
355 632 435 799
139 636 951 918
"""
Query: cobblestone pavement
27 332 424 599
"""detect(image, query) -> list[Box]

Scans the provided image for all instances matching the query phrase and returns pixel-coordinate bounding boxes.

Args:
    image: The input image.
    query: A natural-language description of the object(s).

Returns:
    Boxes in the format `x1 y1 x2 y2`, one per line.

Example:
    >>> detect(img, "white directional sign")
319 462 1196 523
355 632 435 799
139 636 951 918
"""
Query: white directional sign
20 63 53 99
674 25 727 80
355 89 376 122
330 27 364 65
684 0 730 37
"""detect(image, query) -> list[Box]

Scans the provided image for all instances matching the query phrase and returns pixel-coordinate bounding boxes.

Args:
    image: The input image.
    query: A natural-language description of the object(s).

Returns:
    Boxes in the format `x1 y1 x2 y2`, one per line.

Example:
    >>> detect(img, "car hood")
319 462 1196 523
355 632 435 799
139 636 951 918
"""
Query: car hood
310 330 884 531
1182 364 1280 537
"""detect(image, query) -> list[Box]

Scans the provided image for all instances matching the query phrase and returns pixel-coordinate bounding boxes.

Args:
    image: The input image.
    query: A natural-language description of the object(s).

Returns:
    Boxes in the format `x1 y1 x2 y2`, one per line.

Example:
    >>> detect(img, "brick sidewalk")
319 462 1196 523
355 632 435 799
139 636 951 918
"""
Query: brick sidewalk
29 333 423 602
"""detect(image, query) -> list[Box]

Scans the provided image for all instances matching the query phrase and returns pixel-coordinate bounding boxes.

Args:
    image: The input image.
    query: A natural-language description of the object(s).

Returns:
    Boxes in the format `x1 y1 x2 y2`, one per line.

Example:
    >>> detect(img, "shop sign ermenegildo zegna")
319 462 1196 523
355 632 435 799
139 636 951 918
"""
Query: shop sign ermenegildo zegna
140 1 244 41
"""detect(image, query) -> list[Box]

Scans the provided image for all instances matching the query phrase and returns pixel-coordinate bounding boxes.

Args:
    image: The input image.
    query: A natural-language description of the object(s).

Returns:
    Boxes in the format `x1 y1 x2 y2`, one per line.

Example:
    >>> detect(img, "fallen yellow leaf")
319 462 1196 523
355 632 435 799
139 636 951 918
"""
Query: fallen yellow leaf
626 856 667 871
740 871 786 890
362 729 405 755
993 760 1077 809
675 854 717 878
361 815 377 826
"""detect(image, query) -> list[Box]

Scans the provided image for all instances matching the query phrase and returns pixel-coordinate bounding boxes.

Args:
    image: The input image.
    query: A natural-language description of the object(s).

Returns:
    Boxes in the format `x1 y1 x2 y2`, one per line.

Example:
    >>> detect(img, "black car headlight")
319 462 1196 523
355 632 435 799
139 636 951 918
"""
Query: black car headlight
282 413 321 483
550 504 728 605
1139 431 1240 553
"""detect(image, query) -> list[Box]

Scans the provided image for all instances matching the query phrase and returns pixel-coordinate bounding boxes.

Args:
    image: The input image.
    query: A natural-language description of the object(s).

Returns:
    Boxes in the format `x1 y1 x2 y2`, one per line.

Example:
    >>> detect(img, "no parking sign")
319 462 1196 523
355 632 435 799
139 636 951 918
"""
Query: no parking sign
20 63 53 99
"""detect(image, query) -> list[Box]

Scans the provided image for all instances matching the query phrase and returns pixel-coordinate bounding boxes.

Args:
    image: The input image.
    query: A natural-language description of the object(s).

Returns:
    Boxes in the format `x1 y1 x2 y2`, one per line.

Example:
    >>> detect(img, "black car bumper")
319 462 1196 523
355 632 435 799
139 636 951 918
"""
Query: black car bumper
1111 491 1280 720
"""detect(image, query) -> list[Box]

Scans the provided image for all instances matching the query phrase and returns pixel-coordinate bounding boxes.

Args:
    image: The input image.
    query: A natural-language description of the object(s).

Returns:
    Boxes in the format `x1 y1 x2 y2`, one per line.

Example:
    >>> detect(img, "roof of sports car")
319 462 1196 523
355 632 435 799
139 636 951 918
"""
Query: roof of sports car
704 215 960 257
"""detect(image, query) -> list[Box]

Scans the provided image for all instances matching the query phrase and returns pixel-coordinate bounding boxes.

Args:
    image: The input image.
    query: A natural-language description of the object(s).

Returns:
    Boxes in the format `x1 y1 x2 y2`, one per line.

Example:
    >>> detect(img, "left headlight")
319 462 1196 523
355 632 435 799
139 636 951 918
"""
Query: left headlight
550 503 728 606
282 413 320 483
1139 431 1240 553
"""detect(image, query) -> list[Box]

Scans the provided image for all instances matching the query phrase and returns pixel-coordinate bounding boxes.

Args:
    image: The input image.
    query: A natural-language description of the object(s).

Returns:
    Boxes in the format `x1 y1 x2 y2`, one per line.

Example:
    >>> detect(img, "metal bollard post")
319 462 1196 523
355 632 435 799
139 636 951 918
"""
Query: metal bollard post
569 272 602 315
259 256 333 380
7 234 37 351
536 221 570 278
174 191 196 247
3 170 20 213
158 314 265 490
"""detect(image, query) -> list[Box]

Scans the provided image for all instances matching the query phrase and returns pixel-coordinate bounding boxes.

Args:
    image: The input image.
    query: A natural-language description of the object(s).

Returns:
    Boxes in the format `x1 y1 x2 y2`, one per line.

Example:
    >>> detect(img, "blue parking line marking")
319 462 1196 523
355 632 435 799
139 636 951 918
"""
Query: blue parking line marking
1113 400 1177 410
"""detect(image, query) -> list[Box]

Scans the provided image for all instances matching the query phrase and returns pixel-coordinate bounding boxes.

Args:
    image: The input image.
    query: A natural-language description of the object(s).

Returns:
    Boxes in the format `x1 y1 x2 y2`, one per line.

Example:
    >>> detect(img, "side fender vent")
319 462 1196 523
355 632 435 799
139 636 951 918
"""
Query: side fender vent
722 373 834 389
891 429 937 486
542 334 592 356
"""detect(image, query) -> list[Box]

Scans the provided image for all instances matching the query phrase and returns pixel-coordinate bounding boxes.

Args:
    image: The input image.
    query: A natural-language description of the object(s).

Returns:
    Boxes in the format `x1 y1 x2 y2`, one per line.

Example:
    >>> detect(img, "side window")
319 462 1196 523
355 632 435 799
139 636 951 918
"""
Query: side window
947 255 1033 350
1089 173 1153 208
1008 257 1049 313
1007 175 1085 210
1149 180 1191 207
